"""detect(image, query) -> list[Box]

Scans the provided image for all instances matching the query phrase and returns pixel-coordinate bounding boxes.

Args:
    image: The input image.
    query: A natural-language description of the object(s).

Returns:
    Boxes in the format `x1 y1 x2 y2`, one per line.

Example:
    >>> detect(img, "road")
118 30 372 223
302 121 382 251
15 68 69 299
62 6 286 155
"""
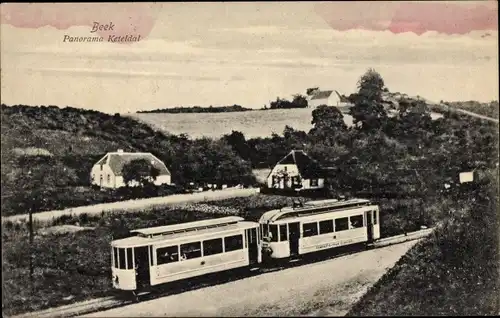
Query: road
84 240 420 317
1 188 259 225
425 100 499 124
452 107 499 123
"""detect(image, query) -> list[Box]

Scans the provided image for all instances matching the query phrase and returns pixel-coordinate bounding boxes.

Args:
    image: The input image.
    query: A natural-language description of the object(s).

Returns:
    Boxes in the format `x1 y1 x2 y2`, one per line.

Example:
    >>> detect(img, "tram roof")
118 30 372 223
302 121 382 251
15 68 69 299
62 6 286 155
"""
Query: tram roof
131 216 244 237
259 198 373 223
111 219 258 248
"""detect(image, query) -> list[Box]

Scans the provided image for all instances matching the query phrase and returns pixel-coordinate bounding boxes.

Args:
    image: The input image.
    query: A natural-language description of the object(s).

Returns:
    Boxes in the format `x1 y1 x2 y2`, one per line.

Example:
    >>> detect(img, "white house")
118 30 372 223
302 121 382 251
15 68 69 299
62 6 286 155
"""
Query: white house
266 150 325 191
307 90 353 112
90 149 172 189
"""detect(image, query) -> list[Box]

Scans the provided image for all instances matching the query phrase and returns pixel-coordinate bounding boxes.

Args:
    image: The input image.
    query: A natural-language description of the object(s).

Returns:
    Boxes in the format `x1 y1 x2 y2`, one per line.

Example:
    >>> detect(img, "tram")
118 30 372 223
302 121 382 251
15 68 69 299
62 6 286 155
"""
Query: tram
110 198 380 293
110 216 261 293
259 198 380 259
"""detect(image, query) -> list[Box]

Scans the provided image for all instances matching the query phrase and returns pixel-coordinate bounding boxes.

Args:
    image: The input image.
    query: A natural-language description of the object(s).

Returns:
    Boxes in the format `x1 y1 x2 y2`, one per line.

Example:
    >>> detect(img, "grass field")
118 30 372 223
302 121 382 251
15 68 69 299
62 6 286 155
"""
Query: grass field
130 108 444 139
130 108 354 139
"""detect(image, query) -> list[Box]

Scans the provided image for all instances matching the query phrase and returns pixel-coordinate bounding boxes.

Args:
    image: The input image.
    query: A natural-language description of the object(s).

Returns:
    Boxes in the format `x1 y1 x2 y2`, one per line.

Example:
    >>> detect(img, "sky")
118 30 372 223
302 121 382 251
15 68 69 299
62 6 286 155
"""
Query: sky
1 2 498 113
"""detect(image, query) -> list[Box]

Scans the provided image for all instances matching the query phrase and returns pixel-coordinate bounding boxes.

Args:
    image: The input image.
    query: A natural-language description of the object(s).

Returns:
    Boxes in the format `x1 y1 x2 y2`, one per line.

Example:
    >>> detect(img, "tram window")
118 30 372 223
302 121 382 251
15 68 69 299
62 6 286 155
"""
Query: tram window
149 246 154 266
279 224 288 241
335 217 349 232
118 248 126 269
269 225 278 242
373 211 378 224
126 248 134 269
303 222 318 237
180 242 202 260
203 238 223 256
113 247 118 268
350 215 364 229
261 224 269 238
157 245 179 265
319 220 334 234
224 235 243 252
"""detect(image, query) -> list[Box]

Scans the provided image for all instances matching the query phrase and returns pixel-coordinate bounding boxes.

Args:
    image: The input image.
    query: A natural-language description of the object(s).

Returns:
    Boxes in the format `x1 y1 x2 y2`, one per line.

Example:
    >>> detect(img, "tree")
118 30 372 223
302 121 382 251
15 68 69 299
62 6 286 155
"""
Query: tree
122 159 160 187
309 105 347 144
221 130 252 162
306 87 320 96
349 68 388 131
291 94 308 108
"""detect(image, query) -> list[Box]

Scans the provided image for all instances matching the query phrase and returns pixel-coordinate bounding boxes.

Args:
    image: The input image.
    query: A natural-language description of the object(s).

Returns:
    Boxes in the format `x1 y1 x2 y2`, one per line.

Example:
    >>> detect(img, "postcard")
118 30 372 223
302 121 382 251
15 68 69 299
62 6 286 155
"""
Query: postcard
1 2 498 317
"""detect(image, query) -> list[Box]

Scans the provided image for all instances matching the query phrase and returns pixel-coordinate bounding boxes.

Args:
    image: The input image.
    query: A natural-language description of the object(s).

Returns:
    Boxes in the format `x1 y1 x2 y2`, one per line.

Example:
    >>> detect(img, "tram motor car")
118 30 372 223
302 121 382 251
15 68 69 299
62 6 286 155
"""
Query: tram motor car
259 198 380 260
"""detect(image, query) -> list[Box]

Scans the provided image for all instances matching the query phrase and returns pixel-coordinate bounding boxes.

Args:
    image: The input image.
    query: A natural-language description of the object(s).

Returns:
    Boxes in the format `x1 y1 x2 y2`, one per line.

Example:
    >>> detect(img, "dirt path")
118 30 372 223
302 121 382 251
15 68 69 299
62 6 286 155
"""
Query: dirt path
452 107 499 123
1 188 258 226
84 240 419 317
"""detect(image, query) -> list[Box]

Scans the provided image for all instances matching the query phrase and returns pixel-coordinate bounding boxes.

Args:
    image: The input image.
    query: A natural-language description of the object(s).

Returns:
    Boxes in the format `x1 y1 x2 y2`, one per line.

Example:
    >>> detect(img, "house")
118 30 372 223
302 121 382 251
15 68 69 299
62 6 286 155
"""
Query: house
266 150 325 191
307 89 353 112
90 149 171 189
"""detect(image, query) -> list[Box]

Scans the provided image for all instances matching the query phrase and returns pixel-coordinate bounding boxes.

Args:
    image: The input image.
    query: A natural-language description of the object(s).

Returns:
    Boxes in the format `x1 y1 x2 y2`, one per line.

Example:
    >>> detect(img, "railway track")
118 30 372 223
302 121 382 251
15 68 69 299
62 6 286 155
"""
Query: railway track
10 297 130 318
10 228 433 318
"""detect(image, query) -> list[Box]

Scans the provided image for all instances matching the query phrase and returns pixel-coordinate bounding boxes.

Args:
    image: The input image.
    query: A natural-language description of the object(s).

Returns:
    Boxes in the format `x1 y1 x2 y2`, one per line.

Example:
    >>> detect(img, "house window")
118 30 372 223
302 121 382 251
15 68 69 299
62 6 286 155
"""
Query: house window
310 179 319 187
284 166 287 172
91 174 95 182
100 175 103 184
107 174 110 184
272 176 278 186
100 164 103 171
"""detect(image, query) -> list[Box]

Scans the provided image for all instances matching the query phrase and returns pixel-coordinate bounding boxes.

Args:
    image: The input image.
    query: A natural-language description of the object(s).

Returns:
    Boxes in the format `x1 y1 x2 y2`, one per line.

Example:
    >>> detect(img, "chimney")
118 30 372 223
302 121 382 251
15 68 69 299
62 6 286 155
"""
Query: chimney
117 149 124 153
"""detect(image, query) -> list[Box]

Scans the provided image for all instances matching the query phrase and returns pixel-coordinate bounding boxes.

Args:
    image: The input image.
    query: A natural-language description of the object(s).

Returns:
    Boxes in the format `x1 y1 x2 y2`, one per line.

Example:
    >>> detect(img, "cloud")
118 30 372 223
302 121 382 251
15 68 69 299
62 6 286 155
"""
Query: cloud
315 1 497 35
25 67 226 81
0 3 158 42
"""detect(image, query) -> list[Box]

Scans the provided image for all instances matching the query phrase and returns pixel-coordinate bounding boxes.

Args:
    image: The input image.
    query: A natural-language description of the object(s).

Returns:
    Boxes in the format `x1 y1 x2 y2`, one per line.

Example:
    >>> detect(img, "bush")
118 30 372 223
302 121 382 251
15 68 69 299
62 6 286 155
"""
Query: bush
347 174 499 316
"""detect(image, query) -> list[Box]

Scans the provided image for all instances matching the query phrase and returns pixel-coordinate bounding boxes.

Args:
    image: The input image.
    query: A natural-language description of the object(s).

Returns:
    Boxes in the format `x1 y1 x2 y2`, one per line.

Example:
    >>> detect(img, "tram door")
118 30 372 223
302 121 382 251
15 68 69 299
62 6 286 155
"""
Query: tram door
288 222 300 256
246 228 259 265
134 246 150 289
365 211 374 242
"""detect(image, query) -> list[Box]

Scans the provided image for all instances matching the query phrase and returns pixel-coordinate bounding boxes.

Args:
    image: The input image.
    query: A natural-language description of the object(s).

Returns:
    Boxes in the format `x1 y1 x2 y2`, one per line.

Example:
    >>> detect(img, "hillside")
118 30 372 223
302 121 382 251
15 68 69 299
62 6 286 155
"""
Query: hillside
0 104 256 216
347 170 499 315
130 97 453 139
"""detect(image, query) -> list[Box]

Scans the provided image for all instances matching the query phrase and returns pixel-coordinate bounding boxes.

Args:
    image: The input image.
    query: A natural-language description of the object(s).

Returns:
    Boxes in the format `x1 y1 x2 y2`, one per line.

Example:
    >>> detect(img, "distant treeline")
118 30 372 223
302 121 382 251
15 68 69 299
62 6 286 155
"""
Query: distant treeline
137 104 253 113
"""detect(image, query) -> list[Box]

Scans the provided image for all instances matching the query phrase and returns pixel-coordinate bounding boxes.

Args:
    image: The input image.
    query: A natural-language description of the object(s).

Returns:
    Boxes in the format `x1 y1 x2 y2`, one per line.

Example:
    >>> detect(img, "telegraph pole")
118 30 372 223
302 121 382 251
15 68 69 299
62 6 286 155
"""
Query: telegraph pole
29 200 34 295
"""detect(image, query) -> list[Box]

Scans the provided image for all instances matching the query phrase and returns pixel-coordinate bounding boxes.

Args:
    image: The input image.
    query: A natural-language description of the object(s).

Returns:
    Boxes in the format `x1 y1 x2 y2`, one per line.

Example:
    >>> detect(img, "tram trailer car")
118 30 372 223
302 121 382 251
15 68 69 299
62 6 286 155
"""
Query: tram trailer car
259 198 380 259
110 216 261 293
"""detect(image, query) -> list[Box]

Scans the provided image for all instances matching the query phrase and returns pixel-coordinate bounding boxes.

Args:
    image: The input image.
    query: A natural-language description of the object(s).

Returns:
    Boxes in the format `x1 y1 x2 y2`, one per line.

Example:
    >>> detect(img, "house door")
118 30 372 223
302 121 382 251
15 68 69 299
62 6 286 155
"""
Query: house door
246 228 259 265
288 222 300 256
365 211 374 243
134 246 150 289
